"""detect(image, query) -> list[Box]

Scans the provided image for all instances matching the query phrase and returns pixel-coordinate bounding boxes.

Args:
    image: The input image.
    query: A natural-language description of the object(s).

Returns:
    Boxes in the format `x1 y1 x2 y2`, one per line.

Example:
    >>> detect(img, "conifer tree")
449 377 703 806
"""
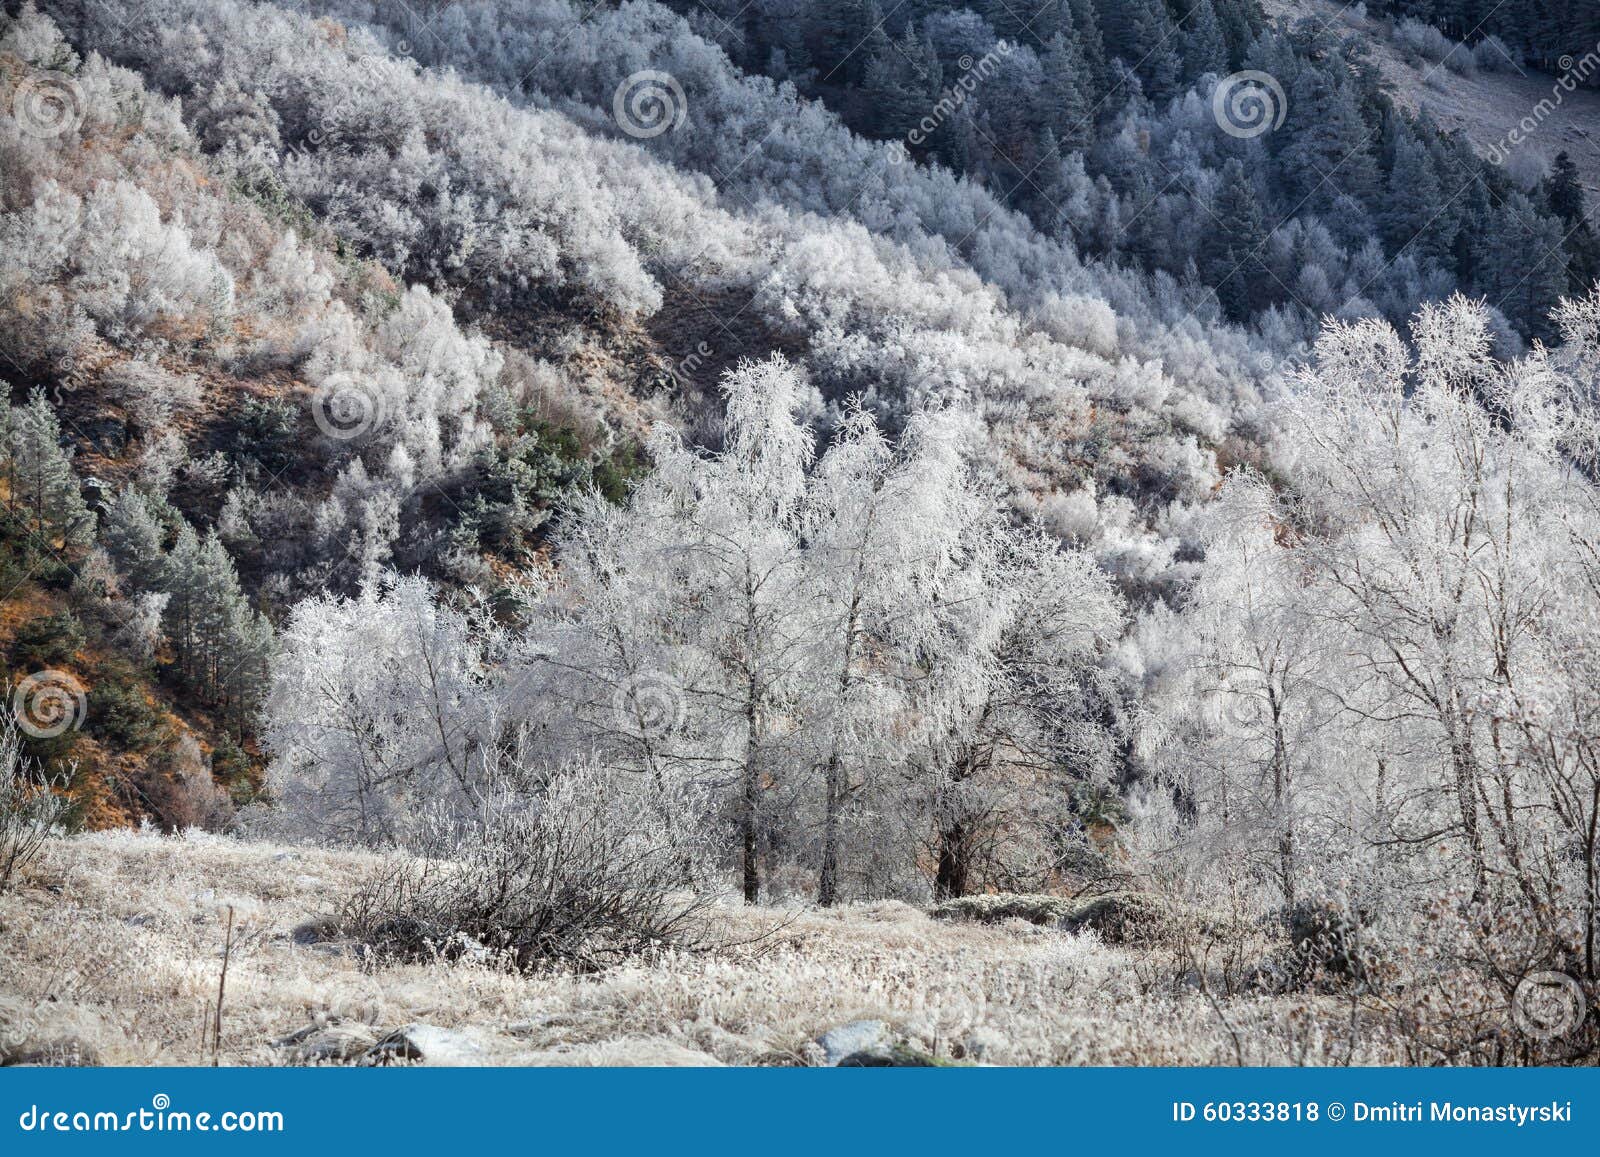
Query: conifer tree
1041 30 1093 152
1277 66 1379 213
1067 0 1110 97
1183 0 1229 82
1381 126 1447 265
7 389 92 548
1202 158 1270 320
102 487 168 591
1544 151 1600 295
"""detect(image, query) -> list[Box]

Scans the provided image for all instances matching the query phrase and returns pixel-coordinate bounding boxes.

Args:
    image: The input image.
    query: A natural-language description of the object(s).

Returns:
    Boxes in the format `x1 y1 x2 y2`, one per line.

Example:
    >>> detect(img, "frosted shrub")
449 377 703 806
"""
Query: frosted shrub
1472 36 1516 73
0 723 66 892
337 760 714 972
263 575 500 847
74 181 235 338
102 359 202 431
1394 19 1468 72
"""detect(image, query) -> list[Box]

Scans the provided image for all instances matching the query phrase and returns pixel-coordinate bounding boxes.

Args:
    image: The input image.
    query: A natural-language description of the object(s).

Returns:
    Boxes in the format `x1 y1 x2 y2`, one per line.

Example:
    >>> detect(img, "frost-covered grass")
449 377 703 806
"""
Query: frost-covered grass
0 831 1406 1066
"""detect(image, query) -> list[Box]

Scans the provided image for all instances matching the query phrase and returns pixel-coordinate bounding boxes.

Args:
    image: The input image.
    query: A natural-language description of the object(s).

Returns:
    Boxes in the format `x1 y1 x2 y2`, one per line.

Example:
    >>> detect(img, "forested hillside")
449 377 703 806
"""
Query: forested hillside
347 0 1596 340
4 0 1600 1066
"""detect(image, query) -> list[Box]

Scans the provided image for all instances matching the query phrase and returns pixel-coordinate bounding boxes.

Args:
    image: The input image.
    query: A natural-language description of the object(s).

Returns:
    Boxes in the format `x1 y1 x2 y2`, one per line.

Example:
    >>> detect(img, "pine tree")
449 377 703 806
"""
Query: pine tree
1068 0 1110 98
815 0 880 85
984 0 1031 42
1544 151 1600 295
102 487 168 590
160 522 271 715
862 25 940 139
1041 30 1093 152
7 389 92 548
1277 65 1379 214
161 523 206 687
1211 0 1257 68
1381 125 1447 265
1183 0 1229 82
1202 158 1270 319
1099 0 1145 62
1471 191 1568 340
1129 0 1183 103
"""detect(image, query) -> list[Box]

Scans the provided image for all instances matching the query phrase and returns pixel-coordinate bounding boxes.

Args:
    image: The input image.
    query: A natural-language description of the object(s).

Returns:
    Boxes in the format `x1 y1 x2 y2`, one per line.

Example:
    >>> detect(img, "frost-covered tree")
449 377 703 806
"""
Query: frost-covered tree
264 575 500 845
914 528 1121 898
1147 293 1600 981
802 405 990 902
511 356 1120 901
1148 472 1343 906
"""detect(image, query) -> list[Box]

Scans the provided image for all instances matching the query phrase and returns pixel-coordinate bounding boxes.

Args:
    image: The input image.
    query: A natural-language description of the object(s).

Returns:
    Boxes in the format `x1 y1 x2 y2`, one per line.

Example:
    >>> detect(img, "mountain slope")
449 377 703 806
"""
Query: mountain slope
1264 0 1600 200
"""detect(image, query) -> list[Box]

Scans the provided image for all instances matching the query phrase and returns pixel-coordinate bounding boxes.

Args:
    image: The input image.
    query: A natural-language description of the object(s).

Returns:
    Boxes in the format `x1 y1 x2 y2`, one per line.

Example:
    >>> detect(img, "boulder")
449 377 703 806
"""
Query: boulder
363 1023 486 1067
280 1024 379 1065
836 1043 940 1067
816 1020 891 1065
815 1020 943 1067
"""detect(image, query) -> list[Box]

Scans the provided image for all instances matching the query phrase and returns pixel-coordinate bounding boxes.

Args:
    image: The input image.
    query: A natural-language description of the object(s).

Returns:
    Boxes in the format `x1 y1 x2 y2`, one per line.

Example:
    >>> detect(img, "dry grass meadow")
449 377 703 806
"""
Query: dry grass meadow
0 830 1437 1067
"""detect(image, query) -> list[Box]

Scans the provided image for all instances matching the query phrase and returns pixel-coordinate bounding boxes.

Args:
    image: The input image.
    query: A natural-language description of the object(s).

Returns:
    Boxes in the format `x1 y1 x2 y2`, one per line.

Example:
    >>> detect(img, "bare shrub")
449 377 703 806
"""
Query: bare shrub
0 723 67 892
336 761 716 972
932 889 1251 951
1314 886 1600 1065
138 735 233 833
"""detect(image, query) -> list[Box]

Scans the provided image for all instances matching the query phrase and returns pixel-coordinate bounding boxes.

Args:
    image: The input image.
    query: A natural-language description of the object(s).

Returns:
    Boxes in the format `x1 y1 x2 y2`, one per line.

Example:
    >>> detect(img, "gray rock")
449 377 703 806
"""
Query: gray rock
289 917 344 946
815 1020 946 1067
816 1020 891 1066
283 1024 378 1065
363 1023 486 1067
837 1044 939 1067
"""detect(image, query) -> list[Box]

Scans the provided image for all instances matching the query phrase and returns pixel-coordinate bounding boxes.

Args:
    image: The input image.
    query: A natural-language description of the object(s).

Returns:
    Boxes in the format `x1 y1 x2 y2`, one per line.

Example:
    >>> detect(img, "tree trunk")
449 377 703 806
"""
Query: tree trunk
1448 713 1488 902
934 820 970 899
1270 693 1294 908
741 707 760 904
818 597 862 907
818 753 842 906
